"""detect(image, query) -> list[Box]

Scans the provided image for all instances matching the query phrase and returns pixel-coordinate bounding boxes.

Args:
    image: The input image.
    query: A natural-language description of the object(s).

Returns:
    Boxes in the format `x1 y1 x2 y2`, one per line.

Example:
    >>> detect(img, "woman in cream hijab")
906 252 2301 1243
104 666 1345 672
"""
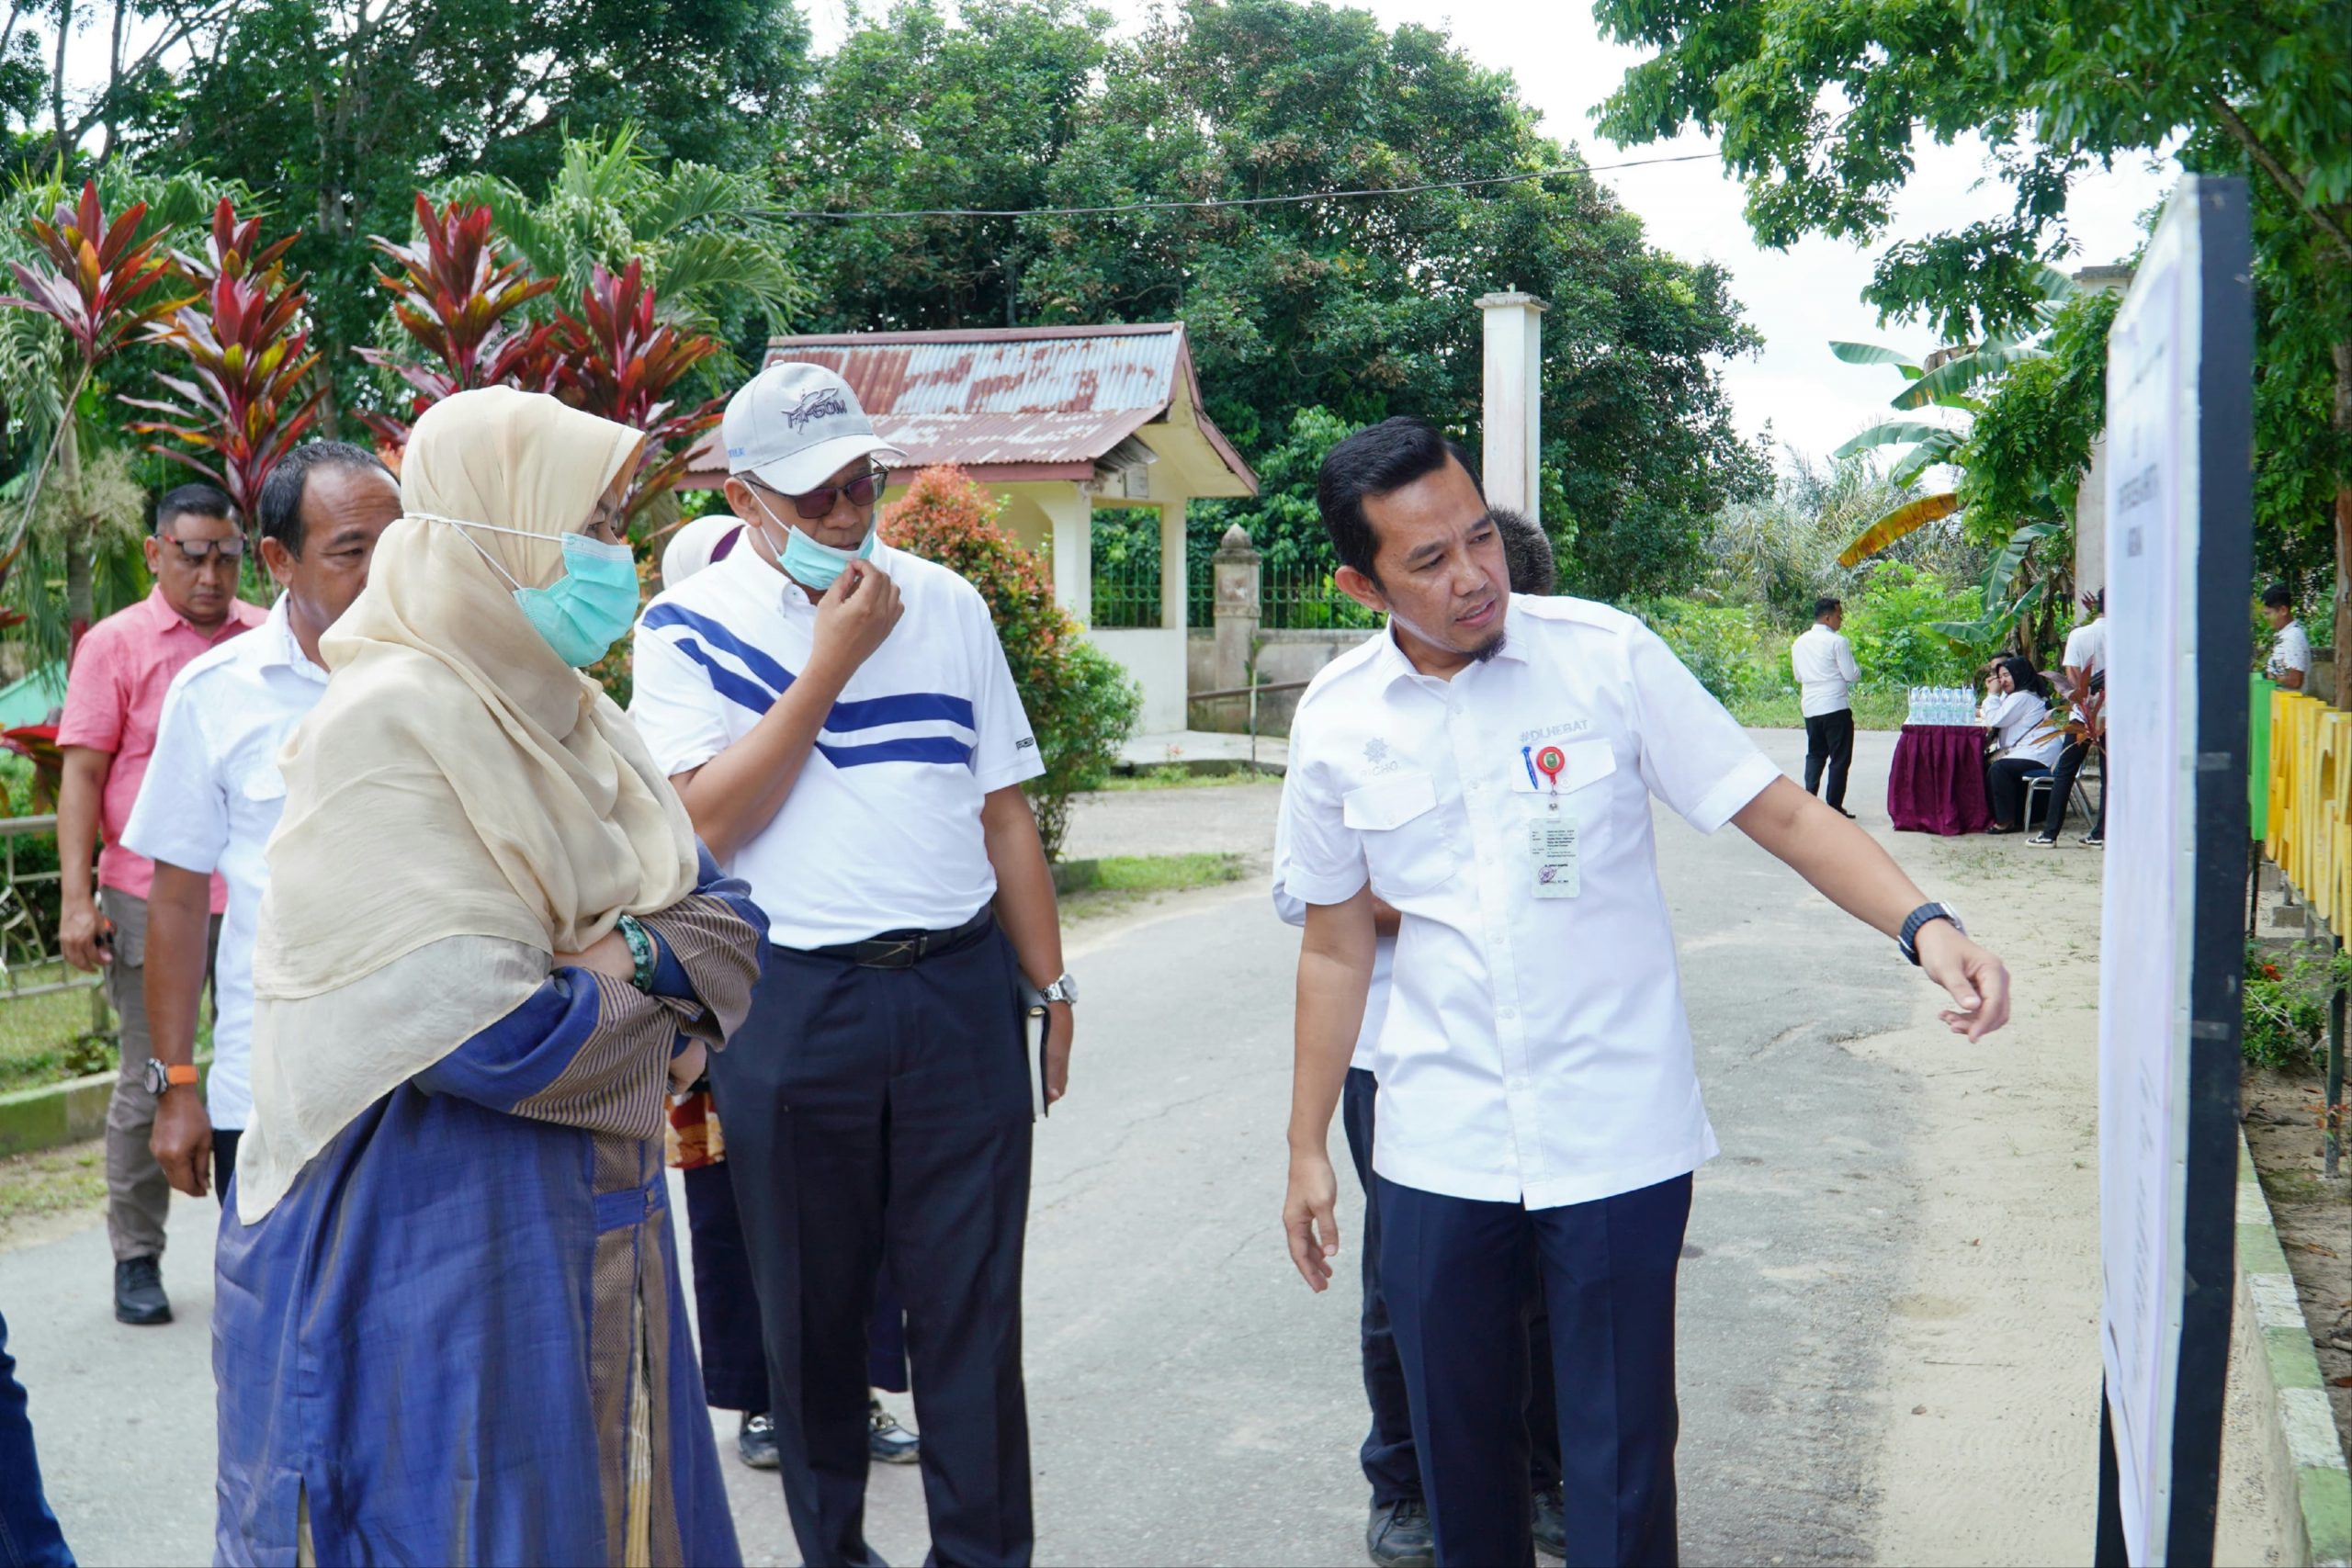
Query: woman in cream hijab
211 388 766 1568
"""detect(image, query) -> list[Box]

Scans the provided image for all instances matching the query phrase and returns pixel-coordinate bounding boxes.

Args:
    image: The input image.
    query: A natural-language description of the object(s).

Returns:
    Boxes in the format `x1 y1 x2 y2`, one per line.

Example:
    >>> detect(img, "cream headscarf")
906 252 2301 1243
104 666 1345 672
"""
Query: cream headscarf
236 387 699 1221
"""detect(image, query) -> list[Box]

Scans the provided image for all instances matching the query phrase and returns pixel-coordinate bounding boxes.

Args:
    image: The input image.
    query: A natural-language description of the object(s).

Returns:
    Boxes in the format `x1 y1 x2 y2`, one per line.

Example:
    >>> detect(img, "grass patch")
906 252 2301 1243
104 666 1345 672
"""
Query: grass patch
0 1137 106 1241
1725 685 1914 731
1056 852 1247 918
0 964 112 1095
1100 762 1281 791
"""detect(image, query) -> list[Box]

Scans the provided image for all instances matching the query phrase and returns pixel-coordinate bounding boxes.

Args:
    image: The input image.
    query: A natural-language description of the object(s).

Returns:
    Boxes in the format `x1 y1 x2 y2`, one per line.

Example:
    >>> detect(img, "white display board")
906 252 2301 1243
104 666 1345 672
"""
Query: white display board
2095 175 2251 1568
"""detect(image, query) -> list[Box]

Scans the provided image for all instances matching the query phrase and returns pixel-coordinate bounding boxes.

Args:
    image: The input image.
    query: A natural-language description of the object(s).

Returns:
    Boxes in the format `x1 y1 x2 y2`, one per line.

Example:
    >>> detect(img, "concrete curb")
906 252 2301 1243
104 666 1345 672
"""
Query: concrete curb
0 1058 212 1158
2238 1133 2352 1567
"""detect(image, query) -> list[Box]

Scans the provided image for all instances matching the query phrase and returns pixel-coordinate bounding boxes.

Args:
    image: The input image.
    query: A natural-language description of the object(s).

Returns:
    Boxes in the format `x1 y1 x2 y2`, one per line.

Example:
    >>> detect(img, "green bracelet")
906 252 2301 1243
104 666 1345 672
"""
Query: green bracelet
616 914 657 993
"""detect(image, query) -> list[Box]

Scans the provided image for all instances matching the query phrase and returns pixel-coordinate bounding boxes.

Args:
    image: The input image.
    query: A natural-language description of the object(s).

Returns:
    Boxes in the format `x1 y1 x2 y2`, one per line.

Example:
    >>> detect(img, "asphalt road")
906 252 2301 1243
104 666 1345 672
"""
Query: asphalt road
6 729 1931 1567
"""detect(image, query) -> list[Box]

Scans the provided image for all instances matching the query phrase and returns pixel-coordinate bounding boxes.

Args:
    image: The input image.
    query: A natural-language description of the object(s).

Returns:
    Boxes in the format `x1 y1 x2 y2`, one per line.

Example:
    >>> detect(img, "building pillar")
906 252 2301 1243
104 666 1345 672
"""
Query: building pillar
1212 523 1261 698
1477 291 1547 521
1042 483 1093 625
1159 493 1188 635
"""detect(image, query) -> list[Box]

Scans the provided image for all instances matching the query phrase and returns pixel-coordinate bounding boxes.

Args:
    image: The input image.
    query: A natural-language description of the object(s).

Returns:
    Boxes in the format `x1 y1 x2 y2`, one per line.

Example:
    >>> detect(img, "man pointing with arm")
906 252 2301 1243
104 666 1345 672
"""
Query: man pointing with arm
1278 418 2010 1568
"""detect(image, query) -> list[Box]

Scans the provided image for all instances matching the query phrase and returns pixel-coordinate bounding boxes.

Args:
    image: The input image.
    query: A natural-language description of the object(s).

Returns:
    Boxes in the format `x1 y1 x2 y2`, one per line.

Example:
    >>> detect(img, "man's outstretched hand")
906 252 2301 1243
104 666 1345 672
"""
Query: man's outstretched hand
1917 920 2012 1042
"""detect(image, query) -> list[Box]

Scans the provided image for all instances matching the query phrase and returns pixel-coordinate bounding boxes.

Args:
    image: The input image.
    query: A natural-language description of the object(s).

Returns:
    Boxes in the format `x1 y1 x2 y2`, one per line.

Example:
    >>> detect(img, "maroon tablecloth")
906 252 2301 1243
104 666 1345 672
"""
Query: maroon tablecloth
1887 724 1992 835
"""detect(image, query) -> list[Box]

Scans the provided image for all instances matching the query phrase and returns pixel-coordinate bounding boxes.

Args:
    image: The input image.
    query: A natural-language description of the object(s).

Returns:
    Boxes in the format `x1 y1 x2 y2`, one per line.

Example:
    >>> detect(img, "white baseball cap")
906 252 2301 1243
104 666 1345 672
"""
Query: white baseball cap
721 362 906 496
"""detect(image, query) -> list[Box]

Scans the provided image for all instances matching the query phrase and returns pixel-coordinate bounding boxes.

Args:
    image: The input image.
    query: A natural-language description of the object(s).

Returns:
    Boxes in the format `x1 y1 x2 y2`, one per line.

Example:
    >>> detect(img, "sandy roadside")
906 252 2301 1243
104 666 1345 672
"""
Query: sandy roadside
1851 821 2289 1565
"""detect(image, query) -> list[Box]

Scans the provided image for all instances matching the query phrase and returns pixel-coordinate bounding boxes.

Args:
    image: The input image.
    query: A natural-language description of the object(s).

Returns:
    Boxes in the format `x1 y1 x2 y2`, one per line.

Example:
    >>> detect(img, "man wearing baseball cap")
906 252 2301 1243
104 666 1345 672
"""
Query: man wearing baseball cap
630 362 1075 1567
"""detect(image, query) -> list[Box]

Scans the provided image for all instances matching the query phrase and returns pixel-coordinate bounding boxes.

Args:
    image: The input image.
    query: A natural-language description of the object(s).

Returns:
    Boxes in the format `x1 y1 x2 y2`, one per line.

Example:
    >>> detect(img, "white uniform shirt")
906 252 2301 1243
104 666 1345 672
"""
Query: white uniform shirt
1272 795 1393 1073
118 596 327 1131
1985 689 2064 769
2062 616 2108 719
628 537 1044 948
2267 620 2312 682
1790 622 1861 718
1283 596 1782 1210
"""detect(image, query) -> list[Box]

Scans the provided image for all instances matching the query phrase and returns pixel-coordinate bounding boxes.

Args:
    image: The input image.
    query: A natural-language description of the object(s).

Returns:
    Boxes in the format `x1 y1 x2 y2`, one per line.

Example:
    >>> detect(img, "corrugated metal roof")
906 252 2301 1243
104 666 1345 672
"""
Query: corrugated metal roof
765 332 1183 418
682 322 1257 491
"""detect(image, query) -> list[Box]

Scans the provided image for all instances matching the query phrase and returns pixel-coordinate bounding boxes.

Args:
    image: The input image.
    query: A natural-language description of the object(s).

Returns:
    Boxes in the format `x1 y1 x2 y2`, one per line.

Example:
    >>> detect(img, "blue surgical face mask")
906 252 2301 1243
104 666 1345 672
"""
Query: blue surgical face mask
746 489 875 592
433 514 641 666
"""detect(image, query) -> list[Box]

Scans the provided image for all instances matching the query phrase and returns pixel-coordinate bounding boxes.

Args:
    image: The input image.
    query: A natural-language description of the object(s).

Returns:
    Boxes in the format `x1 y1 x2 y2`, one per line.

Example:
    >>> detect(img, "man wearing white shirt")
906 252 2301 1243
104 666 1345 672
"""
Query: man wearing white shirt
1790 596 1860 818
2262 583 2310 692
629 363 1072 1568
2032 589 2109 846
122 443 401 1201
1278 418 2013 1567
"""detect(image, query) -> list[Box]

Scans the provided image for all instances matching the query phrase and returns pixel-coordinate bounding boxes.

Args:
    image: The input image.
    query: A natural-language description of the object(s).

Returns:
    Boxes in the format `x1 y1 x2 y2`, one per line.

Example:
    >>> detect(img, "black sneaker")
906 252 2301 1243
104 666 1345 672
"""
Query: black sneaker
736 1411 779 1471
1532 1484 1566 1558
1365 1498 1435 1568
2082 831 2104 848
115 1256 171 1325
869 1398 920 1465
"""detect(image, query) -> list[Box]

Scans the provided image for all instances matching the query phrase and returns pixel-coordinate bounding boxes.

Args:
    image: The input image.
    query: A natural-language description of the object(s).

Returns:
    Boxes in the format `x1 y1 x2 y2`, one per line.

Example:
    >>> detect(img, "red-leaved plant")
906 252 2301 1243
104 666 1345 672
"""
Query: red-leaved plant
547 260 723 519
124 197 326 521
356 196 558 447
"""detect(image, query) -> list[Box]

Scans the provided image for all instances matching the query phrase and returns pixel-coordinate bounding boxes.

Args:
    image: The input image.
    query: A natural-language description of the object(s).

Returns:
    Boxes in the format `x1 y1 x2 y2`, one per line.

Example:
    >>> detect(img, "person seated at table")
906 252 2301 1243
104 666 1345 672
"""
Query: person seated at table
1973 660 2005 725
1982 656 2064 834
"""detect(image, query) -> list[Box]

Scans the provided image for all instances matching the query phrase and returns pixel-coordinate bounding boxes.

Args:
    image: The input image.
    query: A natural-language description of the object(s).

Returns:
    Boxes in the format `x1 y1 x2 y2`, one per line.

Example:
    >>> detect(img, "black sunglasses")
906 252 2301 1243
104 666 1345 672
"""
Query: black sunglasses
163 536 247 564
752 468 887 522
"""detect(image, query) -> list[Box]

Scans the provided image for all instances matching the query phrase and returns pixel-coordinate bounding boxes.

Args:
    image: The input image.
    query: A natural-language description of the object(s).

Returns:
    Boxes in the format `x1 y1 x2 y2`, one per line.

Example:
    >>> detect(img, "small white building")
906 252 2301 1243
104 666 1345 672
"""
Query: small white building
685 322 1259 732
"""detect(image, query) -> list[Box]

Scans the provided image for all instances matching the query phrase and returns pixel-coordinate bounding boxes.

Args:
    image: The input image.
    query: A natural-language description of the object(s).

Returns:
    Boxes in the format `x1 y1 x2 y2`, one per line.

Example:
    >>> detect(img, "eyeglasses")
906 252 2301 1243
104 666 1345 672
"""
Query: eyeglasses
164 536 247 564
752 468 888 522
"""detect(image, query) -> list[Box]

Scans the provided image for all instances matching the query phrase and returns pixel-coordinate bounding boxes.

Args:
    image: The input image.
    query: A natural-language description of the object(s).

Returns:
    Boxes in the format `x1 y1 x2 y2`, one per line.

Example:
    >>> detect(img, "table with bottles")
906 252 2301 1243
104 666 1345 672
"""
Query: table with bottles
1886 685 1994 835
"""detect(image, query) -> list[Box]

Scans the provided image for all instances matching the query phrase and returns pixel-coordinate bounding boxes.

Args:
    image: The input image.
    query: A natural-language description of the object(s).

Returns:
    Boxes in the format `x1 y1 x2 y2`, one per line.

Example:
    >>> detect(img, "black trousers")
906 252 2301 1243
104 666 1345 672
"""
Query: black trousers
1986 756 2051 829
1341 1067 1560 1509
2041 738 2107 838
1382 1173 1691 1568
683 1159 912 1411
1803 709 1855 810
710 922 1035 1568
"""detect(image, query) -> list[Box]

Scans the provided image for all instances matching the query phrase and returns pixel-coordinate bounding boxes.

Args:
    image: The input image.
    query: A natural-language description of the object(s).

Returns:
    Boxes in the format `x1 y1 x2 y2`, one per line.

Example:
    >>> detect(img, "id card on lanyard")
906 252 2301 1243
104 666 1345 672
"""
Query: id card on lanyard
1526 744 1580 898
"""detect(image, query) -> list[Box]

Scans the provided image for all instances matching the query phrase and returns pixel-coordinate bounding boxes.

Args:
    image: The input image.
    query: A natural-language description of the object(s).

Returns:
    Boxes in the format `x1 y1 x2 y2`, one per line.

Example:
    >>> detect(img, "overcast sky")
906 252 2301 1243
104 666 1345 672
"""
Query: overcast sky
806 0 2178 472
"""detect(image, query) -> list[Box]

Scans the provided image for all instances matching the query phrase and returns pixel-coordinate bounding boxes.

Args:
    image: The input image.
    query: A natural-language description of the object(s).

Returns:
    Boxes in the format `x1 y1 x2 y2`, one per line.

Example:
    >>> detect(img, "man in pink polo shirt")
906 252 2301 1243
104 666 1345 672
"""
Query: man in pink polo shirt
57 482 265 1325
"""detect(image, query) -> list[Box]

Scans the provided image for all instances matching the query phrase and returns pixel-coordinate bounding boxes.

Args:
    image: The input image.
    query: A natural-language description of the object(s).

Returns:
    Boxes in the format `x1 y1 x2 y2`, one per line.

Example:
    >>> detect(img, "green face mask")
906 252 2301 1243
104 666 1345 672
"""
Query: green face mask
429 513 642 666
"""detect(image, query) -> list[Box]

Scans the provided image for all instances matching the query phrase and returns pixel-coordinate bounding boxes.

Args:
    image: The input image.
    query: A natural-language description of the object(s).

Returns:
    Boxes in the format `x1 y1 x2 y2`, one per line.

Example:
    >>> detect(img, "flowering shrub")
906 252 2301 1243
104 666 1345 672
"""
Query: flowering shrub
882 467 1140 860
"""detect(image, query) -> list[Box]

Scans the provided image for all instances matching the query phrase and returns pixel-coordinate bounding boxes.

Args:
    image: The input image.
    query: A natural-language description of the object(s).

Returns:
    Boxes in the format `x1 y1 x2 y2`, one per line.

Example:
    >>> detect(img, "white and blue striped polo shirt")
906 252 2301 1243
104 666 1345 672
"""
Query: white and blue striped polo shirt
628 535 1044 948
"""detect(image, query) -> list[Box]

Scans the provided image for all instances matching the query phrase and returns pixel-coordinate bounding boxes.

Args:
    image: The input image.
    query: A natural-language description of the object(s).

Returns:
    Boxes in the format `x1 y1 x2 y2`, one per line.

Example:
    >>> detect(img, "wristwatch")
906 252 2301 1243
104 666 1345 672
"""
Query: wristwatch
144 1059 199 1095
1039 973 1079 1007
1896 902 1965 966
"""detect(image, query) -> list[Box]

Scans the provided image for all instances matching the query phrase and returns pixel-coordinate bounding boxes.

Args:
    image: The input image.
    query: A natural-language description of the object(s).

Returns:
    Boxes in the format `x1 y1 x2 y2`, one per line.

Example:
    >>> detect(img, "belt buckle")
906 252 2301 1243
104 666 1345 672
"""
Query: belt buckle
862 936 922 970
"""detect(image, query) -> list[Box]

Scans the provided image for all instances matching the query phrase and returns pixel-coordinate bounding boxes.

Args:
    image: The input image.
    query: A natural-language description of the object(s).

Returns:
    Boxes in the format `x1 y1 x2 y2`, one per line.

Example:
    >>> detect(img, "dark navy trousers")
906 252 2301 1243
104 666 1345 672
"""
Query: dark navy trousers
1341 1067 1561 1508
682 1160 910 1410
0 1311 74 1568
1379 1172 1691 1568
710 923 1035 1568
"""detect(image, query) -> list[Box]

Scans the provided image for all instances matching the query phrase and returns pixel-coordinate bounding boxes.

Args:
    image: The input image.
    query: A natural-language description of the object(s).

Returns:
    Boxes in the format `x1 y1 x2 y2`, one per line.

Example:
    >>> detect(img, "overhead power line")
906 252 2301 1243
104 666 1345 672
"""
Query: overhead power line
767 149 1724 221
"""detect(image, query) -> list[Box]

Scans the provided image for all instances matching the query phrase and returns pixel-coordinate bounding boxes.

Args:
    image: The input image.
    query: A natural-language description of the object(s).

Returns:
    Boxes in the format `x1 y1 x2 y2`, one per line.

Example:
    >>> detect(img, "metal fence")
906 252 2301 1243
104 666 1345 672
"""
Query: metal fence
1259 562 1382 632
1088 515 1376 632
0 814 106 1017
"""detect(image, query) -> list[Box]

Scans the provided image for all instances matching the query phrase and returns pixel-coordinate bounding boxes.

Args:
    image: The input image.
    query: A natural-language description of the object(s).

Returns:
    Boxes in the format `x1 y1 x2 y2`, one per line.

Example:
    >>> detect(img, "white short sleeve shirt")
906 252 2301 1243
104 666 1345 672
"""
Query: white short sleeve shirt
628 537 1045 948
1283 596 1783 1210
2267 621 2312 680
1271 794 1393 1073
118 597 328 1130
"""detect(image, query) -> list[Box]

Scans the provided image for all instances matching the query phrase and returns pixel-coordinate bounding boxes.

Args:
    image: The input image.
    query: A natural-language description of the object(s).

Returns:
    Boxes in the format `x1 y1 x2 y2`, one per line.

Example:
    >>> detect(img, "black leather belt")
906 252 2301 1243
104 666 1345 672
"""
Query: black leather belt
799 906 995 970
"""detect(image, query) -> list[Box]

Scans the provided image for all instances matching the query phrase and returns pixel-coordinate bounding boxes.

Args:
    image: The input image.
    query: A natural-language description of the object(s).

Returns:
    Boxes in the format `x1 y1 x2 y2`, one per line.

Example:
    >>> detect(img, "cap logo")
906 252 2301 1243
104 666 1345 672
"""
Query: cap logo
784 387 849 430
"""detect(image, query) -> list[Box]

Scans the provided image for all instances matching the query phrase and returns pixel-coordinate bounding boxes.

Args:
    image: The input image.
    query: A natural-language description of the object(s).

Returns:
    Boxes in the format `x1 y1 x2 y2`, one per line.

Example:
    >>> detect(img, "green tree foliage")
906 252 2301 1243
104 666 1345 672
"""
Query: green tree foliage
800 0 1768 601
9 0 813 423
1596 0 2352 675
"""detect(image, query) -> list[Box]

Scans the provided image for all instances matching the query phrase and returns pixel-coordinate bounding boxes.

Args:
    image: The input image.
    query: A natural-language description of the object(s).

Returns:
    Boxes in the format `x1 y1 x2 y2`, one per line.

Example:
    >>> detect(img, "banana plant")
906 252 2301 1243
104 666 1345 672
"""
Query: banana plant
1930 519 2068 665
124 197 326 523
356 196 560 448
545 259 722 522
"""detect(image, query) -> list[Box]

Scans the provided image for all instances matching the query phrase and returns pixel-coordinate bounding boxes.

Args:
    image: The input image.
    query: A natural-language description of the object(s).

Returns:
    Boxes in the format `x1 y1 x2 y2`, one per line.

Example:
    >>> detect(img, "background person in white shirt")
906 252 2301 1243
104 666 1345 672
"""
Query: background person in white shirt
2033 588 2108 846
1278 417 2013 1568
123 443 401 1201
1981 656 2065 833
1790 595 1861 817
628 363 1072 1568
2262 582 2311 692
1272 511 1568 1568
